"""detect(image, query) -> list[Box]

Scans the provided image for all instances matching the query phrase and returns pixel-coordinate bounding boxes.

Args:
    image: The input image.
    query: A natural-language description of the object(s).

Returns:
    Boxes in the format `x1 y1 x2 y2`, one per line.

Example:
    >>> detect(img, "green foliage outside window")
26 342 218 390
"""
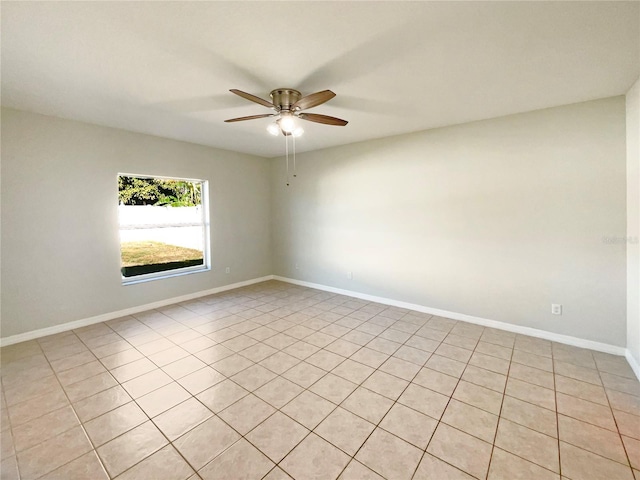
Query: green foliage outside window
118 176 202 206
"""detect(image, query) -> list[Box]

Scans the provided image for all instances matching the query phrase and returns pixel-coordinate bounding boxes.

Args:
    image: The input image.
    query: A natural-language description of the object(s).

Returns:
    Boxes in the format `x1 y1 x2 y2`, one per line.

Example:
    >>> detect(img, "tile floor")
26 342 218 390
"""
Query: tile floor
1 280 639 480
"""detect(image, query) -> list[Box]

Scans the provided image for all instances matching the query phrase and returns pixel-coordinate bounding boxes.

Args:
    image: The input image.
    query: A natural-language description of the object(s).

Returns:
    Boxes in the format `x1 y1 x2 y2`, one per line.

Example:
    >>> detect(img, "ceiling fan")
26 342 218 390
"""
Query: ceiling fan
224 88 348 136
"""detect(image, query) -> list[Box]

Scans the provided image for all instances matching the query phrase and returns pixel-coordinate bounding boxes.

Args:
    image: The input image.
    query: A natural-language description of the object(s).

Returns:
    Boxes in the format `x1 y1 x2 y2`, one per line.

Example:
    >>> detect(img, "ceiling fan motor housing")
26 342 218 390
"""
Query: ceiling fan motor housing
270 89 301 112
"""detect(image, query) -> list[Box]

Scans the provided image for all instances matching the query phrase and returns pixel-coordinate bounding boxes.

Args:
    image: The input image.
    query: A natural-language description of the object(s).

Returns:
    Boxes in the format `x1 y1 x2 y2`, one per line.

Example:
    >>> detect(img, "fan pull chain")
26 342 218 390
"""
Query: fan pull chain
293 134 297 178
285 133 290 186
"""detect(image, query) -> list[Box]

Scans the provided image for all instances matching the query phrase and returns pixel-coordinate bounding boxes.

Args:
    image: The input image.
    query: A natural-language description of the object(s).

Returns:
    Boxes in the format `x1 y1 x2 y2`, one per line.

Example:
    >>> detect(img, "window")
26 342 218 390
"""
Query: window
118 174 209 284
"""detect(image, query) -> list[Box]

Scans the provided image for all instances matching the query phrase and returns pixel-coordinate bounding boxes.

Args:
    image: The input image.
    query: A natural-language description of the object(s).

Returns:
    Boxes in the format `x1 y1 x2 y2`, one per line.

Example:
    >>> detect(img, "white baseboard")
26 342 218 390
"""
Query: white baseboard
626 350 640 380
274 275 629 358
0 275 274 347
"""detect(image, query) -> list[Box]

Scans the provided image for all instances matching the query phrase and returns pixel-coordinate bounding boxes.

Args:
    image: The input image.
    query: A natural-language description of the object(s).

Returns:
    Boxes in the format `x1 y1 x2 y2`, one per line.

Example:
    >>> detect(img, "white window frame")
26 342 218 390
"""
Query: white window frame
118 173 211 285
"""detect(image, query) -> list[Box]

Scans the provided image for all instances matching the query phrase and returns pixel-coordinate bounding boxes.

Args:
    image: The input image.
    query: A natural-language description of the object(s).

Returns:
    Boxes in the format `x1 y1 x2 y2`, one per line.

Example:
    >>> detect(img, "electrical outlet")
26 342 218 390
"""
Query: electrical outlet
347 271 353 280
551 304 562 315
225 267 230 274
295 263 299 270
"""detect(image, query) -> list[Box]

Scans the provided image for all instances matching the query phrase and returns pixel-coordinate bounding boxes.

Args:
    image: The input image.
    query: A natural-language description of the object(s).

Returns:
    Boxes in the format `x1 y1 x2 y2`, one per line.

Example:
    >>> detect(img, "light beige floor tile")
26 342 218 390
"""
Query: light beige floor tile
56 360 107 387
367 337 402 355
338 460 384 479
254 376 304 408
283 361 327 388
558 414 627 464
136 382 191 417
613 409 640 439
162 355 207 380
350 347 390 369
306 350 345 371
177 367 225 395
342 387 394 424
193 344 235 364
246 411 309 462
97 421 167 477
315 407 375 456
505 377 556 411
258 351 300 374
495 418 559 473
442 398 498 443
379 403 437 449
331 359 375 384
0 456 19 480
39 451 108 480
73 385 131 422
240 343 278 363
84 401 148 446
622 435 640 470
100 349 145 370
356 428 423 480
501 395 557 437
512 349 553 371
435 343 473 363
508 363 555 389
281 390 335 429
560 441 634 480
122 369 172 399
115 445 194 480
281 433 350 480
405 335 440 352
110 358 157 383
378 356 421 381
325 339 362 357
16 426 93 479
425 354 466 378
180 336 216 354
230 364 277 391
264 467 294 480
475 341 512 360
218 393 275 434
361 370 409 400
173 416 240 470
413 453 475 480
398 383 449 419
555 375 609 405
557 392 617 431
461 365 506 393
196 379 249 413
555 361 602 385
453 380 503 415
392 345 432 366
605 389 640 416
283 341 321 360
12 404 79 452
5 376 62 406
444 334 480 351
412 367 459 396
198 438 274 480
309 373 358 404
427 423 493 479
601 372 640 397
488 448 559 480
1 429 15 459
342 330 376 346
153 397 212 440
469 351 510 375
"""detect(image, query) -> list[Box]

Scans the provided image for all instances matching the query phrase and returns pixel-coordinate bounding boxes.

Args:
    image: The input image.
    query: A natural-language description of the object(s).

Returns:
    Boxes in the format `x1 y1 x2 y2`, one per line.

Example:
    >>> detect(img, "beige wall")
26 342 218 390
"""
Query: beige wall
627 78 640 366
271 97 628 347
1 108 272 338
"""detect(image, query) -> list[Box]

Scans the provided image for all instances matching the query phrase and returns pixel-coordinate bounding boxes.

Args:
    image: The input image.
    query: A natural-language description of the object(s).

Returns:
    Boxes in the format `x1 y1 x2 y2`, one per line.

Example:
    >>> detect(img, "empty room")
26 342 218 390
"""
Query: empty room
1 1 639 479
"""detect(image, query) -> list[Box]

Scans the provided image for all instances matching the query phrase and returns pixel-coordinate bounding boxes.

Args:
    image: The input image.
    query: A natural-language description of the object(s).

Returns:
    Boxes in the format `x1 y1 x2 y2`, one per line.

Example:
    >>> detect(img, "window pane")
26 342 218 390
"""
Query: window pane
118 175 208 280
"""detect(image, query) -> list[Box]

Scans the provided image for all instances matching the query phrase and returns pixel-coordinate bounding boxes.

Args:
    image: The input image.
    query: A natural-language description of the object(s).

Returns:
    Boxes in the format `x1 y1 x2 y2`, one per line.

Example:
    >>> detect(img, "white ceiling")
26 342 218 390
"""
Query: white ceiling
2 1 638 158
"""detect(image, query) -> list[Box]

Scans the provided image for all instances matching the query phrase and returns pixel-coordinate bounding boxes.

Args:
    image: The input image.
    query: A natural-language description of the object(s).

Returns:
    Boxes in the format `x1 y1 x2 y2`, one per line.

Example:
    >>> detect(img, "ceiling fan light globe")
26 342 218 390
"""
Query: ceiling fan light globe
279 115 296 133
267 123 280 136
292 127 304 137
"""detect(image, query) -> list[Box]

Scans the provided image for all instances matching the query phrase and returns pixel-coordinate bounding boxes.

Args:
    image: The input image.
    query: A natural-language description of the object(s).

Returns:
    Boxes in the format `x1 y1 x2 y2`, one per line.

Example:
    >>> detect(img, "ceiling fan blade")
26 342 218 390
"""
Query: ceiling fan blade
224 114 275 123
229 89 275 109
298 113 348 126
292 90 336 111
